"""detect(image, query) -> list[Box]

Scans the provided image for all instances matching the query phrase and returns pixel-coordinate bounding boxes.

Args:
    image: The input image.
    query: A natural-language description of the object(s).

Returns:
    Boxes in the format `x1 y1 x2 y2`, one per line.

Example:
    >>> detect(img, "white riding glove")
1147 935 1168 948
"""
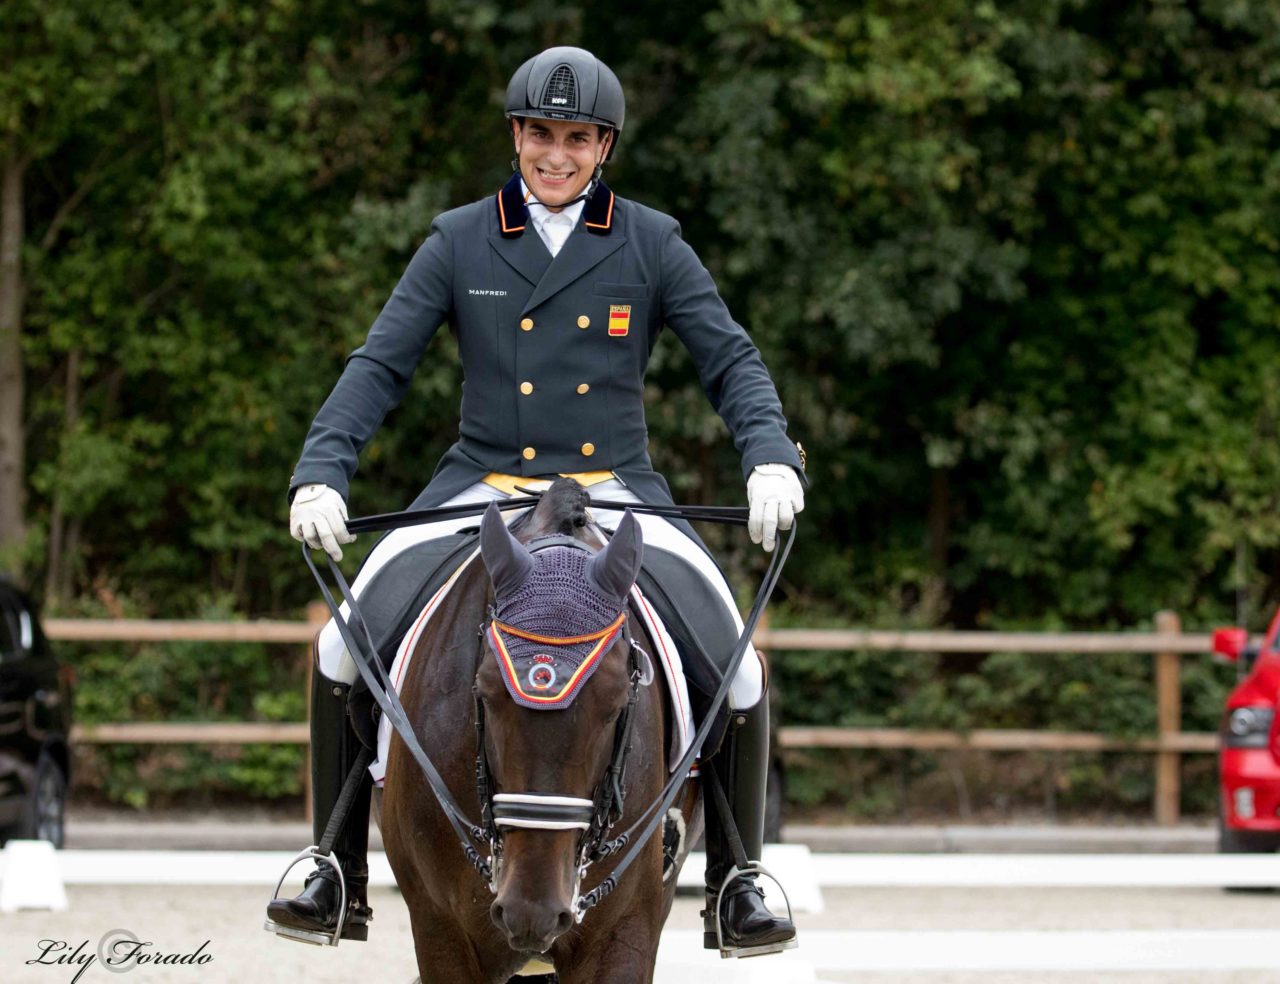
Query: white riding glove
289 484 356 561
747 463 805 552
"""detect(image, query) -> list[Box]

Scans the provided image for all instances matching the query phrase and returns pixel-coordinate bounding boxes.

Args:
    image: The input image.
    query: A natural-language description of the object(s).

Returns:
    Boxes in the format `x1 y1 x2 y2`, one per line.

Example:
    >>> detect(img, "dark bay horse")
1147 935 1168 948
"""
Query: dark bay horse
377 479 703 983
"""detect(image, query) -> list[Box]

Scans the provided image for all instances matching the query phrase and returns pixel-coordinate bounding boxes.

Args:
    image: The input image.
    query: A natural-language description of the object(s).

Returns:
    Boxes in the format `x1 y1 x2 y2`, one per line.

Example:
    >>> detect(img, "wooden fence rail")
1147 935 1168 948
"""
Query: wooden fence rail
46 619 1215 652
47 610 1228 825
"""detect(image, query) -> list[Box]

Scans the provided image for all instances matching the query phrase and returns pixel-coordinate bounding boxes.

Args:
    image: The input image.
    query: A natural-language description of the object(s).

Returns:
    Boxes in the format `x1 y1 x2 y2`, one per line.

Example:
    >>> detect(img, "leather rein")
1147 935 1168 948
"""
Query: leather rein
303 492 794 921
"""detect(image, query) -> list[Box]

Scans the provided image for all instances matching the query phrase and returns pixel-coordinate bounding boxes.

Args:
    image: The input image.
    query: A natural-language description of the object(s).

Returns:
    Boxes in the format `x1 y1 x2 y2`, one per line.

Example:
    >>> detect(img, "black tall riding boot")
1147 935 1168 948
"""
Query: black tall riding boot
265 671 374 944
702 695 797 958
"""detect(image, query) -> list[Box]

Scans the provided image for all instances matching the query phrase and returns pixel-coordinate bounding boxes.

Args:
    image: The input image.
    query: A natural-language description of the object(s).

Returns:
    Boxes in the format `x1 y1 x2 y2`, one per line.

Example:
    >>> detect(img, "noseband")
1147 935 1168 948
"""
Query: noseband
474 535 652 912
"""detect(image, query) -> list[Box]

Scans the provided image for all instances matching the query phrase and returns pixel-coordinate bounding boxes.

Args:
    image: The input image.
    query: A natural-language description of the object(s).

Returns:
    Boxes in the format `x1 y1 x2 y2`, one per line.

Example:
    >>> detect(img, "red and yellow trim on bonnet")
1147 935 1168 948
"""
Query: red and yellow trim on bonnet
493 610 625 647
487 611 626 707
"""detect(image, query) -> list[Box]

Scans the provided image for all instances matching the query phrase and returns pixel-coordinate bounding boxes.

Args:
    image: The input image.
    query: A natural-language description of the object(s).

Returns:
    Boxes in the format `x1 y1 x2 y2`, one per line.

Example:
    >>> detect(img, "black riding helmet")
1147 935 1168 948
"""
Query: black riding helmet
505 46 625 161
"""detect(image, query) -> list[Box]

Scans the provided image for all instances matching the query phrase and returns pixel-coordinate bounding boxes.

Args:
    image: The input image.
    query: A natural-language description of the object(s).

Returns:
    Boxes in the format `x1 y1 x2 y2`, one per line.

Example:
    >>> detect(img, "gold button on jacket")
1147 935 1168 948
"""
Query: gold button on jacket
519 317 534 331
520 381 534 395
581 443 595 456
576 383 590 395
522 447 536 460
577 315 590 329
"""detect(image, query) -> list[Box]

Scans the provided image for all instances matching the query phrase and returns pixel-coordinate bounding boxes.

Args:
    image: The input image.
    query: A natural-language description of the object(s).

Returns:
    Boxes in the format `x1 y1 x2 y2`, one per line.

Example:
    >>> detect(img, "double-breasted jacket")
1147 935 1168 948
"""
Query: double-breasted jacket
290 174 805 542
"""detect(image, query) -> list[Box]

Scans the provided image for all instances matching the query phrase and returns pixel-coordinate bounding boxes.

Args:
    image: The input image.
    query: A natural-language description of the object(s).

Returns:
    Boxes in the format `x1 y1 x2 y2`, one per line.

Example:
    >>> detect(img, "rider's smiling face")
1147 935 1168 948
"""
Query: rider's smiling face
511 118 611 210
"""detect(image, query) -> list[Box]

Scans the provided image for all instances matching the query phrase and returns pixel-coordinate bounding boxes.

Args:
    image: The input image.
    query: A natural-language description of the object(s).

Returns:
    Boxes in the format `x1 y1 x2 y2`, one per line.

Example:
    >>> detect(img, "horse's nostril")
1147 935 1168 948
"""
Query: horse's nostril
491 896 573 951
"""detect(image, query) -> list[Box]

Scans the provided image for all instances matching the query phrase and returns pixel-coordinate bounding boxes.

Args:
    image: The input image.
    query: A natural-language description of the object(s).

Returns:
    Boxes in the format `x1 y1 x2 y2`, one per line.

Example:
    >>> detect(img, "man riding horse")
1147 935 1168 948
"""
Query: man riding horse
266 46 806 958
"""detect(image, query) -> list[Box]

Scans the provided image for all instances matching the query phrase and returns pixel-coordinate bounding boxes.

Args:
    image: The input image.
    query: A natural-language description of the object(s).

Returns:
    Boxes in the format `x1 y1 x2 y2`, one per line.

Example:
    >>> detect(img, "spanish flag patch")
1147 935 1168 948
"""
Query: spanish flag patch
608 305 631 337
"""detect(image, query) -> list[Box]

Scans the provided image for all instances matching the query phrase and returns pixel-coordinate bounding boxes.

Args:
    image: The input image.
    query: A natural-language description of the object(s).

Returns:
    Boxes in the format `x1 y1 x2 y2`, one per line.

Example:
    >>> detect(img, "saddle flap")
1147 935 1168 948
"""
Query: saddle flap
356 530 481 666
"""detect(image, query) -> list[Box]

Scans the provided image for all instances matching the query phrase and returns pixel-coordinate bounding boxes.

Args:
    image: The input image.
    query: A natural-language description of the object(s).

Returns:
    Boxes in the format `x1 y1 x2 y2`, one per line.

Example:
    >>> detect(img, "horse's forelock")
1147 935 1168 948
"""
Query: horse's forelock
518 477 591 544
482 478 597 602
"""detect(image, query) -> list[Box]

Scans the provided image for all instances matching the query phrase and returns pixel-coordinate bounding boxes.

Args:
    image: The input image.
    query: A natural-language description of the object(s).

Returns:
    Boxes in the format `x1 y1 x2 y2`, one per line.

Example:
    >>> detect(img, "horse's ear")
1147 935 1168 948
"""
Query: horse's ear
480 503 533 598
588 509 644 600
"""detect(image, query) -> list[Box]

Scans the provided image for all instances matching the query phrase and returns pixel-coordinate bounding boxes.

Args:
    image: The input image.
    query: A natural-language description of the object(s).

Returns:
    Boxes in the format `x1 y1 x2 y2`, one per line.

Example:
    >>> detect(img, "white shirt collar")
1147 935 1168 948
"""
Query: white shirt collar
519 177 586 230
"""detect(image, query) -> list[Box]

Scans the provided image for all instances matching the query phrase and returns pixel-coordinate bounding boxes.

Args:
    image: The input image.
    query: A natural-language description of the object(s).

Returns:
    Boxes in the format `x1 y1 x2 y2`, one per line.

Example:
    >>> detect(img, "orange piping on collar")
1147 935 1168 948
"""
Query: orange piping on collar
498 188 525 234
584 190 615 231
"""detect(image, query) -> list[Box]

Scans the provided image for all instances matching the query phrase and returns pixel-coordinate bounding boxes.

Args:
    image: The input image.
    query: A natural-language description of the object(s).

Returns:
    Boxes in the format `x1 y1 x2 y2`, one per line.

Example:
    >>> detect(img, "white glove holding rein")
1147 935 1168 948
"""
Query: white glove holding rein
290 483 356 561
747 463 805 552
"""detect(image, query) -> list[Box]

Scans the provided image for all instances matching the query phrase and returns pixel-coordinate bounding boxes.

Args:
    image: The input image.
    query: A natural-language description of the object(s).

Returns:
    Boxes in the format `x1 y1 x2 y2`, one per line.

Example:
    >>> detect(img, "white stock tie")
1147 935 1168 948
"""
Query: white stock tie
540 210 576 258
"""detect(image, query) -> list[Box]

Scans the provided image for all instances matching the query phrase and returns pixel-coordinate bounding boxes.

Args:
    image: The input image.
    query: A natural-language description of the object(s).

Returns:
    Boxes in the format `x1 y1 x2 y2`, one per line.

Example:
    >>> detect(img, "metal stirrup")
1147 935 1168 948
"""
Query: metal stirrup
264 847 349 947
704 757 797 959
264 741 371 945
713 862 797 960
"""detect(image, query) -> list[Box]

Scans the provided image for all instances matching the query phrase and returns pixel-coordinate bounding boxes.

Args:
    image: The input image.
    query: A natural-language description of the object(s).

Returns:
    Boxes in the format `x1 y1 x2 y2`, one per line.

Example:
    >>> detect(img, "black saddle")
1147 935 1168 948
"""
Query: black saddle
345 529 481 748
357 531 480 657
632 548 734 690
632 545 739 751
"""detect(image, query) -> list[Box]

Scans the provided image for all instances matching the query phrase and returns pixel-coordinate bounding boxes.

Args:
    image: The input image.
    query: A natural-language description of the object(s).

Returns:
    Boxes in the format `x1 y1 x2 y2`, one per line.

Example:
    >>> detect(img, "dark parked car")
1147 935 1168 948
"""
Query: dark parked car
0 578 72 848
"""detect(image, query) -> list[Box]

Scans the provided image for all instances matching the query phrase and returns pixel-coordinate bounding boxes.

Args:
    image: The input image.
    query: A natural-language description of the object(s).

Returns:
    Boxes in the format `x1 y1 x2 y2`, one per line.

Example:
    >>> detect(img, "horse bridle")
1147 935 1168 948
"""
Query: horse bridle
304 495 794 922
472 538 654 911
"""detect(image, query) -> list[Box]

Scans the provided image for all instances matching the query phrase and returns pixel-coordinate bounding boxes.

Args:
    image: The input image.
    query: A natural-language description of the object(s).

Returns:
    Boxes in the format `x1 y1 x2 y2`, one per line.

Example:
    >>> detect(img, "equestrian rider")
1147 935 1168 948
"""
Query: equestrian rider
266 46 806 957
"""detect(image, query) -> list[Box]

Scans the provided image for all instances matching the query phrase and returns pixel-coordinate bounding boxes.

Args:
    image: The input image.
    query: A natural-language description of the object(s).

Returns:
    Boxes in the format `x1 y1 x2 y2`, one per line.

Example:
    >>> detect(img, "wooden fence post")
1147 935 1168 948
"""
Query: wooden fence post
1154 609 1182 826
303 601 329 825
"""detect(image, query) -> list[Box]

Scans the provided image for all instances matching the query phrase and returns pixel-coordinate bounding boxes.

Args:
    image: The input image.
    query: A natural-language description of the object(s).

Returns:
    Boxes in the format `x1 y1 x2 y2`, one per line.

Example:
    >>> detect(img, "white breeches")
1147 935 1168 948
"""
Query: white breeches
315 477 765 710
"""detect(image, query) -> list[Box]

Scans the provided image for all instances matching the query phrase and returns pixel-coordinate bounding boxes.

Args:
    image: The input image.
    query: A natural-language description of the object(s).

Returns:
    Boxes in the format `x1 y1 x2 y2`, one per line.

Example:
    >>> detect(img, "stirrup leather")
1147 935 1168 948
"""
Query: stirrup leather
263 846 351 946
707 861 798 959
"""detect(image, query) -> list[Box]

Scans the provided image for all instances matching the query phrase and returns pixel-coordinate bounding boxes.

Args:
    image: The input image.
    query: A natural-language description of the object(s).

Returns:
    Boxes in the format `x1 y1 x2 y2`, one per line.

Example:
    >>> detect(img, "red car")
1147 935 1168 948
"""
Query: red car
1213 607 1280 852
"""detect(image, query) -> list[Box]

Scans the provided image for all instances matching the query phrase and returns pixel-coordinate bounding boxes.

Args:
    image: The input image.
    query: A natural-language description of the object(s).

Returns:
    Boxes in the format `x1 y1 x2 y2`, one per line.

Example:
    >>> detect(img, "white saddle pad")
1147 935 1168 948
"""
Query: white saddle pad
369 551 696 785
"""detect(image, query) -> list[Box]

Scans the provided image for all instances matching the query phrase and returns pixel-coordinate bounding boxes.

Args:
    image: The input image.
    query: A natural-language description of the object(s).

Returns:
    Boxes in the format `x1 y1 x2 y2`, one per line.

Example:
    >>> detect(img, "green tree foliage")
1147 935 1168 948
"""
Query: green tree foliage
10 0 1280 808
625 0 1280 628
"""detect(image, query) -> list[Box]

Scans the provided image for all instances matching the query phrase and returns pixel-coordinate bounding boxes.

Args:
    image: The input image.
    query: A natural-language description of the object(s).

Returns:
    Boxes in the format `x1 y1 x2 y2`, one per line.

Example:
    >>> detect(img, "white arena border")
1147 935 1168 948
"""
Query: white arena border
800 851 1280 887
5 848 1280 888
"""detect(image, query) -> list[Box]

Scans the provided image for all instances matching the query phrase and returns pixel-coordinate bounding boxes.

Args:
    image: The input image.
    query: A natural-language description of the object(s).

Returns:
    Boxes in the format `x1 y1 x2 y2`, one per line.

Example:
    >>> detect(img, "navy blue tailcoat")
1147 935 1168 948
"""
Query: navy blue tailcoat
289 175 805 545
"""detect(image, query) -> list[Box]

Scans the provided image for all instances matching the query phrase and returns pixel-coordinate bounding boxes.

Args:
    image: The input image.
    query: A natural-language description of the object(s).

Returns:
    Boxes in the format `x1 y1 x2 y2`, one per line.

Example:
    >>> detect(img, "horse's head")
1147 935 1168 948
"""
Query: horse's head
476 487 644 953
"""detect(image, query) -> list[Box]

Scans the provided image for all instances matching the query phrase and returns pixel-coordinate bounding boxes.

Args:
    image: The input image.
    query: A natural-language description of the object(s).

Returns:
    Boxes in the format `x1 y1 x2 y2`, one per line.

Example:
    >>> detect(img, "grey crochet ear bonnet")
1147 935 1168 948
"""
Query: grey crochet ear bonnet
480 505 642 710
